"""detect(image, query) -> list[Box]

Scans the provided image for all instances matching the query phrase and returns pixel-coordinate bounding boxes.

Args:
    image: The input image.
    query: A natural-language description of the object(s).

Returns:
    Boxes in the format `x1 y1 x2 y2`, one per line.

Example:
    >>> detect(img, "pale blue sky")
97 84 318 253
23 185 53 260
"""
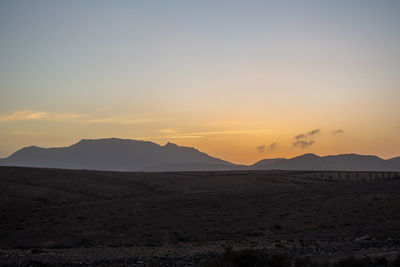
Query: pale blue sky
1 1 400 163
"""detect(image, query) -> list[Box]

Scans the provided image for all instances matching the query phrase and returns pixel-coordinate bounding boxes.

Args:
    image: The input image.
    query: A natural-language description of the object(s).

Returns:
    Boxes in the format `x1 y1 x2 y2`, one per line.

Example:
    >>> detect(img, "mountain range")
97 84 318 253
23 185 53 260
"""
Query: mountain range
0 138 399 172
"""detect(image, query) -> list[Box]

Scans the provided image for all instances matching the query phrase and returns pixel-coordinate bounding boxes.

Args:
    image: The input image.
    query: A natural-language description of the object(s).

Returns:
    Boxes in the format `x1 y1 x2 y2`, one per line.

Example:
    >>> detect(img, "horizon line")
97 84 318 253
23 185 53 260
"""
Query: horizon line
1 137 398 165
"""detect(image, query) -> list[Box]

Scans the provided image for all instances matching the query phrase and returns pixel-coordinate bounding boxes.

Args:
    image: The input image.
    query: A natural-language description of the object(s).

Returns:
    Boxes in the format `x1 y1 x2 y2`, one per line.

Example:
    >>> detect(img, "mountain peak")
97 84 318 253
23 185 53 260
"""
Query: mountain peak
325 153 383 160
296 153 320 159
164 142 178 148
72 138 141 146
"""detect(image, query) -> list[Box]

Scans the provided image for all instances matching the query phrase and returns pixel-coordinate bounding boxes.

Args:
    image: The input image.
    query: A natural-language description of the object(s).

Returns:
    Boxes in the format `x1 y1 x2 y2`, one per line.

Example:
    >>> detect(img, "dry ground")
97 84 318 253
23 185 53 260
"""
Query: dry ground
0 166 399 265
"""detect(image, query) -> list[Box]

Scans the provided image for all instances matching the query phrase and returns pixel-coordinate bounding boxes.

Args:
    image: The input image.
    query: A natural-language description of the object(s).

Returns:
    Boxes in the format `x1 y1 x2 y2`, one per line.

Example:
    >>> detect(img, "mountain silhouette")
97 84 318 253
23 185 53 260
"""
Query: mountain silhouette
251 153 400 171
250 158 286 169
0 138 237 171
0 138 399 171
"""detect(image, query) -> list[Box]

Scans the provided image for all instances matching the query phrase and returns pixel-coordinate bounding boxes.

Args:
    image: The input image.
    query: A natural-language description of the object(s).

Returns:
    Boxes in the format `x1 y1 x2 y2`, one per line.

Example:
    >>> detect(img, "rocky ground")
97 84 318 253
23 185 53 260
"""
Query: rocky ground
1 167 399 266
1 238 400 266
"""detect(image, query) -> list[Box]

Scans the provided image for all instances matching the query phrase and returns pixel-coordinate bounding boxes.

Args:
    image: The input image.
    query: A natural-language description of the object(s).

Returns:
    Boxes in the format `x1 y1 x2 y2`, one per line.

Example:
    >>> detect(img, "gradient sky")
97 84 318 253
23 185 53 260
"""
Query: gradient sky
1 0 399 164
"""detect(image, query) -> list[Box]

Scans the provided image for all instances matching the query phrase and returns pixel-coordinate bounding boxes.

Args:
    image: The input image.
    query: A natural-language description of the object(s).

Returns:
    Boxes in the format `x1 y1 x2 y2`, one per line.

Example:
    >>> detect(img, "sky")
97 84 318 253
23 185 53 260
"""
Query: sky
0 0 399 165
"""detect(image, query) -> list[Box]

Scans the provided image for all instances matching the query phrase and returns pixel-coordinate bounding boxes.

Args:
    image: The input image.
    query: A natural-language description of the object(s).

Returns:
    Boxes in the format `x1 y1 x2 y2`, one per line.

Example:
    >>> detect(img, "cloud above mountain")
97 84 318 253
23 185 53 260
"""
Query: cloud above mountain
308 129 320 136
332 129 344 134
295 129 320 140
295 134 307 140
257 142 277 153
293 140 314 148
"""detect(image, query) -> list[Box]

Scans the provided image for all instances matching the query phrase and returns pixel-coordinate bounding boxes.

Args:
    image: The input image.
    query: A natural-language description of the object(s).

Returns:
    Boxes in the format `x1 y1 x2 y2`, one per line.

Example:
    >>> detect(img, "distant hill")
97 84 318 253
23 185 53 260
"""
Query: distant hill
0 138 399 171
250 158 286 169
388 156 400 166
0 138 237 172
250 153 400 171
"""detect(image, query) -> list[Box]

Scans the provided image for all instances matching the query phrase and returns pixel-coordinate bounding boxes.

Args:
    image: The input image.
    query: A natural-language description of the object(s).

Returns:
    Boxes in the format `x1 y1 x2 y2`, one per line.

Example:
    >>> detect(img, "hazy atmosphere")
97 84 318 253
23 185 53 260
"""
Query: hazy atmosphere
1 0 400 164
2 2 400 266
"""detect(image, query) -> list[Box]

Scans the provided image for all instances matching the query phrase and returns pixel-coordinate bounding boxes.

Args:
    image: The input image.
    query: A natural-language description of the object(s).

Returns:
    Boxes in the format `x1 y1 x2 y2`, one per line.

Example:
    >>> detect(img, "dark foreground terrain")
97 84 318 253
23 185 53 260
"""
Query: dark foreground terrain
1 166 400 266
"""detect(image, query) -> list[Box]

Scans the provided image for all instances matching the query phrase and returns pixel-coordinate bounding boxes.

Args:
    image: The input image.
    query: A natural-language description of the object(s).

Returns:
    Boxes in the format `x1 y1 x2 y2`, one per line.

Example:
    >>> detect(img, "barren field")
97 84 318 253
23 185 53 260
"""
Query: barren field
1 166 399 266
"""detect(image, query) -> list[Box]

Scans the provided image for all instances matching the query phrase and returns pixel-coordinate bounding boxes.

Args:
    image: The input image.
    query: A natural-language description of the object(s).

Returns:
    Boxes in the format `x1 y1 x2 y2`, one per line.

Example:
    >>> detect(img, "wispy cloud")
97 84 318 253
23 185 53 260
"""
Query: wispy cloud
0 110 83 122
308 129 320 136
295 134 306 140
295 129 320 140
191 129 271 136
168 135 203 139
157 129 271 140
257 145 266 153
159 128 178 134
85 116 157 125
332 129 344 134
0 110 161 125
293 140 314 148
257 142 277 153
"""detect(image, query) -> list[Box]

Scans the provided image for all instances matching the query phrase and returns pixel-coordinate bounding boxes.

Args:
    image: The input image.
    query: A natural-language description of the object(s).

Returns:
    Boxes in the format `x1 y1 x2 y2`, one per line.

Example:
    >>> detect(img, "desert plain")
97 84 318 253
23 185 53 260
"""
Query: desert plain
1 166 399 266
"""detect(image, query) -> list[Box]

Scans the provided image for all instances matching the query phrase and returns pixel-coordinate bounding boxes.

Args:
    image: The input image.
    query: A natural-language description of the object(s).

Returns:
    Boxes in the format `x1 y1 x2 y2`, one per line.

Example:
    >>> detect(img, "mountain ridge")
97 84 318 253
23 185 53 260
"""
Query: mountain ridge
0 138 399 171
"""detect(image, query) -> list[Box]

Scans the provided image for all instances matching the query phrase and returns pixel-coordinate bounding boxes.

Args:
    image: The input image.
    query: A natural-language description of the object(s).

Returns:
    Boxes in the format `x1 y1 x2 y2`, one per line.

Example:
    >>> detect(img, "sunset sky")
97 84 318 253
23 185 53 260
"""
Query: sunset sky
1 1 399 164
